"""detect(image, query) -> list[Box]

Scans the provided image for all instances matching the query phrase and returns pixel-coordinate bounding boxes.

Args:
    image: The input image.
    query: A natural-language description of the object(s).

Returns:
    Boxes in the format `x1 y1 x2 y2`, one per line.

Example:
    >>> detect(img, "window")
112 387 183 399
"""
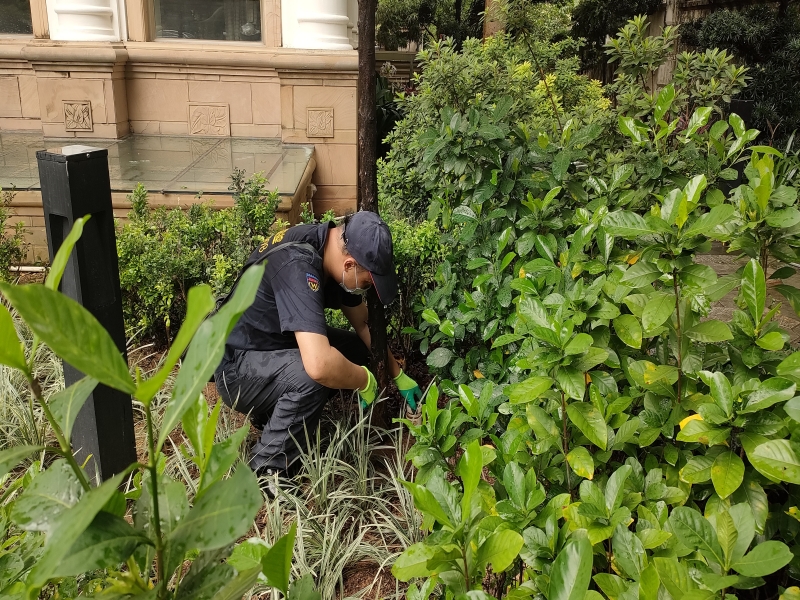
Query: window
154 0 262 41
0 0 33 35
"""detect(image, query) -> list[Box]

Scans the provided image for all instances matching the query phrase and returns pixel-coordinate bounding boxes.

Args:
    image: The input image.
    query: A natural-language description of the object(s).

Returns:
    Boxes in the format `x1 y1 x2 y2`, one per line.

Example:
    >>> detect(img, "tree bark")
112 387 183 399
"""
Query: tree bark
358 0 390 427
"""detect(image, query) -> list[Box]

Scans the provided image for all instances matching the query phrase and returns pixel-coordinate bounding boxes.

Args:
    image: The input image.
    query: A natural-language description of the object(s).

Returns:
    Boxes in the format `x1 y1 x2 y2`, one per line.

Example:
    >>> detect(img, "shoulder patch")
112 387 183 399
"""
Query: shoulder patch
306 273 320 292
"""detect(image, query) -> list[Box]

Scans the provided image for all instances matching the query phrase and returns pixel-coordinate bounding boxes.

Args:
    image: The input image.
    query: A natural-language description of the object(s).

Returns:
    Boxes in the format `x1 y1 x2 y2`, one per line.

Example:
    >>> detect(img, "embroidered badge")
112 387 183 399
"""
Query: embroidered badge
306 273 320 292
257 229 287 253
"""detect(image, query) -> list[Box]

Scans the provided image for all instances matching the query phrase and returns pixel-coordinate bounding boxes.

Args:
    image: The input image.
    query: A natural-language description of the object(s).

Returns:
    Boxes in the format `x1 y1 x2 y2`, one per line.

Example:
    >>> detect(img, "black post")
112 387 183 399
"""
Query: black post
36 145 136 485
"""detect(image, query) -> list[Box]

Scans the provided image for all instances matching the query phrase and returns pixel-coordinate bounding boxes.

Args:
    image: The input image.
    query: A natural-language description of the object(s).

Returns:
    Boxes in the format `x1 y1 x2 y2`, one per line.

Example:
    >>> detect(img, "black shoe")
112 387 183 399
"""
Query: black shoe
255 466 284 500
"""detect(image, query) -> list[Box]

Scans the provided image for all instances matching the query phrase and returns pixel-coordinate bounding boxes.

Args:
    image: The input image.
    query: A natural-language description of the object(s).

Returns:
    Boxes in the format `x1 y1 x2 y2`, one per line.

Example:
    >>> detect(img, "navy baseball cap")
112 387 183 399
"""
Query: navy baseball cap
343 211 398 305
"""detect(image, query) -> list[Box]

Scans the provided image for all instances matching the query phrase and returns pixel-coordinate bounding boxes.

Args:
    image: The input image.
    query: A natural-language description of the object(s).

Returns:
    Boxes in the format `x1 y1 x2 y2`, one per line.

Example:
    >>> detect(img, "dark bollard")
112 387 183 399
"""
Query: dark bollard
36 145 136 485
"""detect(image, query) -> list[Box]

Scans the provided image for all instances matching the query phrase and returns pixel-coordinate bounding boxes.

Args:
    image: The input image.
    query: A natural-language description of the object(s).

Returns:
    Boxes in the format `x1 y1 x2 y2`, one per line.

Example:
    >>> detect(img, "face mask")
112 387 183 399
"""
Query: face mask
340 264 369 295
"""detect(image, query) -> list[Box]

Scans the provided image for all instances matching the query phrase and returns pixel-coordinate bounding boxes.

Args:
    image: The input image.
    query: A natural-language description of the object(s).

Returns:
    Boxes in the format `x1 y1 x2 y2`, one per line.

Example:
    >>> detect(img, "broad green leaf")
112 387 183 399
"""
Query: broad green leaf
654 84 675 121
741 378 796 413
52 511 149 577
620 262 661 287
637 528 672 549
136 285 215 403
776 285 800 318
504 376 554 404
682 205 734 239
0 283 135 394
0 444 43 479
11 460 83 533
684 107 712 138
750 440 800 484
167 467 262 566
732 541 793 577
603 211 655 238
458 440 483 517
728 503 755 564
557 366 586 401
642 292 674 331
778 351 800 383
45 215 87 291
711 451 744 499
27 471 126 593
729 113 746 138
158 264 264 450
566 446 594 480
262 522 297 594
392 542 437 580
211 567 262 600
699 371 733 416
654 557 696 598
715 510 738 569
567 403 607 450
742 259 766 324
668 507 724 566
476 529 524 572
427 347 453 368
0 303 26 371
564 333 593 356
765 207 800 228
286 573 321 600
680 455 714 483
197 425 249 498
613 314 642 348
684 175 708 207
605 465 631 514
756 331 785 351
48 376 98 443
553 151 571 181
549 536 592 600
402 481 453 528
684 320 733 343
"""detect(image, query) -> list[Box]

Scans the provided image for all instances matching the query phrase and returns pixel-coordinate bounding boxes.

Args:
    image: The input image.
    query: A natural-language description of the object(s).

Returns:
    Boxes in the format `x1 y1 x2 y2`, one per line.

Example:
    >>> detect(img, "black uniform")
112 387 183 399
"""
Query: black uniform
214 222 369 472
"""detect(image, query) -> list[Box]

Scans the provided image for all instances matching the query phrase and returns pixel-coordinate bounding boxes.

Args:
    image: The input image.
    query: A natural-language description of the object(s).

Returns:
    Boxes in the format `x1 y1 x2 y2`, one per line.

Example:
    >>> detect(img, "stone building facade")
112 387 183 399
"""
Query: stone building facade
1 0 361 261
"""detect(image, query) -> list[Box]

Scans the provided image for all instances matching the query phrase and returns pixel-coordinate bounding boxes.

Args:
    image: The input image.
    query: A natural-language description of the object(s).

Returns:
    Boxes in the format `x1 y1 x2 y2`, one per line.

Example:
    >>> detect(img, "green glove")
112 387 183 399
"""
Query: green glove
395 370 422 411
358 366 378 410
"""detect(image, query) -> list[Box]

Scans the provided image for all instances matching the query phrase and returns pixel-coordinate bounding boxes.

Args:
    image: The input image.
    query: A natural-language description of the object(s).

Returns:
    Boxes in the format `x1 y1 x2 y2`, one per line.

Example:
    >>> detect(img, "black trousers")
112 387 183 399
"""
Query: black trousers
214 327 369 472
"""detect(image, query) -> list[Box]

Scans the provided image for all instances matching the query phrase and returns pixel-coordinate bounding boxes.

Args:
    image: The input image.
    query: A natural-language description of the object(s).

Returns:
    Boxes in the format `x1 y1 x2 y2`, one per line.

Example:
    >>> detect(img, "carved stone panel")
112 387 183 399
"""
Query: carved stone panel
63 101 93 131
307 107 334 138
188 103 231 136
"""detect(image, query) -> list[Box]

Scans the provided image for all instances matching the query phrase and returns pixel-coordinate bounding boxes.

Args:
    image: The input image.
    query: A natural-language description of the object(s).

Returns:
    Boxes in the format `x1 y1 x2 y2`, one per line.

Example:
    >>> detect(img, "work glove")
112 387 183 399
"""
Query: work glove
358 366 378 410
394 370 423 411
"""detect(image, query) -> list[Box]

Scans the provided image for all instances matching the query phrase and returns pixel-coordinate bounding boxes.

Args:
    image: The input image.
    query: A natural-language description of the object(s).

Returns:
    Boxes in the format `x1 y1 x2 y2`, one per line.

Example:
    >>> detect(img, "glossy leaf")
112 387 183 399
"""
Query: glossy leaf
0 303 26 371
45 215 87 291
566 446 594 480
0 283 135 394
48 376 98 443
476 529 524 573
557 366 586 401
699 371 733 417
684 320 733 343
641 293 674 331
668 507 724 566
711 451 744 499
549 536 592 600
27 471 126 593
504 376 553 404
603 211 654 238
567 403 607 449
11 460 83 533
613 314 642 348
136 284 215 403
732 541 793 577
158 264 264 450
742 259 766 324
750 440 800 484
262 522 297 594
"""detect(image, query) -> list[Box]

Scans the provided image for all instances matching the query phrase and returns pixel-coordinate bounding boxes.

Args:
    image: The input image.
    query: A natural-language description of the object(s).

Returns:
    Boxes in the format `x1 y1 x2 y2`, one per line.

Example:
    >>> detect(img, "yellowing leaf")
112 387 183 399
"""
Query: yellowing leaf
626 253 641 265
680 414 703 430
519 267 526 278
473 370 485 379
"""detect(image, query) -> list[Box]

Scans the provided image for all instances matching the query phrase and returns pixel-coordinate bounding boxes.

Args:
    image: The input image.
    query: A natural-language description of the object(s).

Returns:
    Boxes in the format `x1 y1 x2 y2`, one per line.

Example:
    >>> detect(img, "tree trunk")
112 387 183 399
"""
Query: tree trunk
358 0 390 427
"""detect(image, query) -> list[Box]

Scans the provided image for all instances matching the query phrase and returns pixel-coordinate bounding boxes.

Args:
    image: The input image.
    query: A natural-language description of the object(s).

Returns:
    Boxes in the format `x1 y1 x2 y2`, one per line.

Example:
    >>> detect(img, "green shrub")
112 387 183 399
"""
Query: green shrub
117 174 280 342
0 221 318 598
680 4 800 145
0 188 28 282
392 87 800 600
